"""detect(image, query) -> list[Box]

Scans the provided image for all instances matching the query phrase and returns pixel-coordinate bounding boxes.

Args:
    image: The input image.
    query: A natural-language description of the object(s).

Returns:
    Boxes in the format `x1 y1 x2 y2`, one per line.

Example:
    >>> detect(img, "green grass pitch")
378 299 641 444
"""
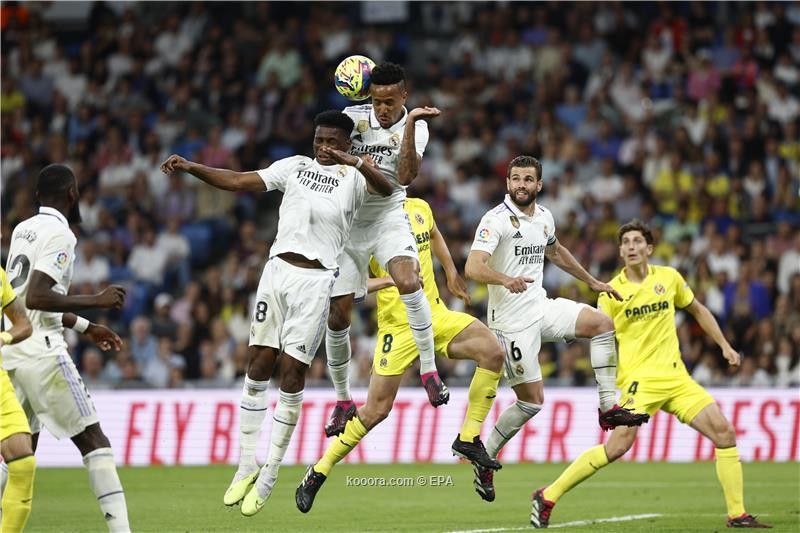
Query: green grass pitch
27 462 799 532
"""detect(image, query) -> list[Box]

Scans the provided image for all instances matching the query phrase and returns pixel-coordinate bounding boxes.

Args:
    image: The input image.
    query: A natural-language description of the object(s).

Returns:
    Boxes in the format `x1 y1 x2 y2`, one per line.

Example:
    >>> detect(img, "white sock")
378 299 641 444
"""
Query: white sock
326 327 352 402
486 400 542 458
238 375 269 476
0 460 7 495
590 331 618 412
399 288 436 374
0 460 6 521
83 447 130 533
256 389 303 499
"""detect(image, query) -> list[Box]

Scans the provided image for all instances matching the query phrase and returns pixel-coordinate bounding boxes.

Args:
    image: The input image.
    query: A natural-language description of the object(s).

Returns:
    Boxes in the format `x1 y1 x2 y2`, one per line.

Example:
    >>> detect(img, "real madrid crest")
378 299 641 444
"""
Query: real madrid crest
516 364 525 375
414 212 425 225
510 215 520 229
357 120 368 133
390 133 400 147
337 166 347 177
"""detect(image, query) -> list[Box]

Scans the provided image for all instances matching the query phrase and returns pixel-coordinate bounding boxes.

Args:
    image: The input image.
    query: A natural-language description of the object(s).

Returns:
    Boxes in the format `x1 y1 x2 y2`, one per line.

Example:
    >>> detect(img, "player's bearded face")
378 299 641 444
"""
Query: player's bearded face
507 169 541 207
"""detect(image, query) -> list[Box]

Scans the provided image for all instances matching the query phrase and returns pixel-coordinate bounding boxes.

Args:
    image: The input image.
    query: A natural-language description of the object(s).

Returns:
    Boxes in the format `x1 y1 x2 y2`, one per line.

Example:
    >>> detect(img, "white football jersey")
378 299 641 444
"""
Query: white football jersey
3 207 77 368
257 155 369 269
343 105 428 223
471 196 557 332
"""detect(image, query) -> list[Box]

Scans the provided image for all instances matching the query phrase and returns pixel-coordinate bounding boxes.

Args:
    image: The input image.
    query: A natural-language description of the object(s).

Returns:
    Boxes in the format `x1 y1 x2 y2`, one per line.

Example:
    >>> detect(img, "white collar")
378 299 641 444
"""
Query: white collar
502 194 538 219
39 206 69 227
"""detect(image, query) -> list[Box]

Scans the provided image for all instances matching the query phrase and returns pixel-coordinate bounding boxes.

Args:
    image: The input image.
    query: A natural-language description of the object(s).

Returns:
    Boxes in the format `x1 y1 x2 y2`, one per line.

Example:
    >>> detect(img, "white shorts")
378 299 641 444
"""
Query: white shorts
332 214 418 300
9 354 99 439
493 297 588 387
249 257 337 365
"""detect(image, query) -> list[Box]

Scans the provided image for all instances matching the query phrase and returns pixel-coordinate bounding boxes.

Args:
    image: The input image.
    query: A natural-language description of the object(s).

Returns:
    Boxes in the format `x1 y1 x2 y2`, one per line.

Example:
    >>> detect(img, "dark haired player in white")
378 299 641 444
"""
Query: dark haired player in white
324 62 451 438
465 155 650 502
162 110 392 517
3 164 129 532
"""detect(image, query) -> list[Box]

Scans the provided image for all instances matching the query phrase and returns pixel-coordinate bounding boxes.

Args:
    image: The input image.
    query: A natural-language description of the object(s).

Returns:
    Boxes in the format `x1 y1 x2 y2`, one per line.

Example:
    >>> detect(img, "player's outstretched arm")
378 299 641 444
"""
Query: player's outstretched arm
367 276 395 293
62 313 123 351
430 220 470 305
684 299 741 366
26 271 125 312
397 107 439 185
0 298 33 347
160 154 265 192
319 146 392 196
465 250 532 294
544 239 623 301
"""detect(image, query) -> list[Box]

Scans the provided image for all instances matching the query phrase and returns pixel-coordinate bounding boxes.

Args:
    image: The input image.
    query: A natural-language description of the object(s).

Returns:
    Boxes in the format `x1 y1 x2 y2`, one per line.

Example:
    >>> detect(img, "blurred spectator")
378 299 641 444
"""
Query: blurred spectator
129 316 158 368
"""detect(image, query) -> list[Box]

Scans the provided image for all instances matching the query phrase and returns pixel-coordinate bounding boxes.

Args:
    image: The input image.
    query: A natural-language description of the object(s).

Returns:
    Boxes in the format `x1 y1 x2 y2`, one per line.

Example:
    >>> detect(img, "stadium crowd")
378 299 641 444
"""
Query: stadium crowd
1 1 798 390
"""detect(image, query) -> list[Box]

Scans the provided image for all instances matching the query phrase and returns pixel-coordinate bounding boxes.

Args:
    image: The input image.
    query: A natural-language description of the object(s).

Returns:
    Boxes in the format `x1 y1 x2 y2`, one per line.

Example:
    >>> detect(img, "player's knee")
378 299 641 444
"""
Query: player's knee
328 305 352 331
393 274 420 294
484 344 505 372
595 313 614 335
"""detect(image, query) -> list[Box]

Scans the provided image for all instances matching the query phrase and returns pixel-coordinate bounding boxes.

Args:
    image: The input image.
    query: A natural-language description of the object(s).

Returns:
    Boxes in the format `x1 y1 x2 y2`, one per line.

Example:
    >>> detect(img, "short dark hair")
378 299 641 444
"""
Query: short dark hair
507 155 543 180
370 62 405 86
36 164 75 198
314 110 355 135
618 219 654 245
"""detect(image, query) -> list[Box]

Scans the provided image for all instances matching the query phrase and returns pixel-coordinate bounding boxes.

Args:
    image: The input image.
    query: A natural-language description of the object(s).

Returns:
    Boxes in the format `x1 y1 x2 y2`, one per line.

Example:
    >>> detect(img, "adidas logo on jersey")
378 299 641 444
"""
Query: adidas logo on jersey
405 245 415 251
297 345 307 354
512 231 523 239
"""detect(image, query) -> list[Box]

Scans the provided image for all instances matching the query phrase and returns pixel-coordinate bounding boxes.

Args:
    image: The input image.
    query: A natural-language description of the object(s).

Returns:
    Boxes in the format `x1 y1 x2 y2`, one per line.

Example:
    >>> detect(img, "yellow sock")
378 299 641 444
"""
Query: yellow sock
715 446 745 518
543 445 608 503
314 416 368 476
459 367 502 441
1 455 36 533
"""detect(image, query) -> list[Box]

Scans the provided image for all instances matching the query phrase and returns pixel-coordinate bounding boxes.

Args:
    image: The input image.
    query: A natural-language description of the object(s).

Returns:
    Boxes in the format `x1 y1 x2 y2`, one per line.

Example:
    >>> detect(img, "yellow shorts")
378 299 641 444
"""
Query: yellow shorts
618 374 715 424
373 309 475 376
0 370 31 440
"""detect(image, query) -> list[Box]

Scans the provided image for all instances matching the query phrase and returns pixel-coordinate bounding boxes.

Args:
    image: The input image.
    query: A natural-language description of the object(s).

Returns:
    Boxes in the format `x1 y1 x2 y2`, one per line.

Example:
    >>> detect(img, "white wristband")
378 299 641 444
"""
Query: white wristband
355 157 363 169
72 316 90 333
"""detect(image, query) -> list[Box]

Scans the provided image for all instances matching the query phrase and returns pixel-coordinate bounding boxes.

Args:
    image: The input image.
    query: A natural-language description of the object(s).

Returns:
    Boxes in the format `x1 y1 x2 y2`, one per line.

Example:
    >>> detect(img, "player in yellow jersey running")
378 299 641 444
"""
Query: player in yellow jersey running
296 198 505 512
0 266 35 532
530 220 771 529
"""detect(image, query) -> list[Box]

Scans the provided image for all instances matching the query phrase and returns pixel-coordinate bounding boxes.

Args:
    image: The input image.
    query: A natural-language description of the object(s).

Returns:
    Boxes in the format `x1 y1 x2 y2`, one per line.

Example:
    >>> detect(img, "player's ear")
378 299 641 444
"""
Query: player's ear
646 244 654 256
536 178 543 192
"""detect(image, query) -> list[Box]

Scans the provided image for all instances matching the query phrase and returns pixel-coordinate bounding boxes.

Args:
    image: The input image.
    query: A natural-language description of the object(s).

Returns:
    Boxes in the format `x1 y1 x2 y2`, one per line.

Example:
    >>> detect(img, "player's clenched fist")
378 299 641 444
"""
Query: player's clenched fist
722 346 741 367
160 154 191 174
95 285 126 309
503 276 534 294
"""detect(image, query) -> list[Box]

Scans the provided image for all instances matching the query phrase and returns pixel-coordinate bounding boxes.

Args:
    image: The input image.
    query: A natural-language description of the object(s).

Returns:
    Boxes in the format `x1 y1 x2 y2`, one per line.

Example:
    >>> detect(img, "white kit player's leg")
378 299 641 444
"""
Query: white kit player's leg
590 330 618 412
252 389 303 503
486 400 543 459
83 447 131 533
325 326 352 402
224 375 269 505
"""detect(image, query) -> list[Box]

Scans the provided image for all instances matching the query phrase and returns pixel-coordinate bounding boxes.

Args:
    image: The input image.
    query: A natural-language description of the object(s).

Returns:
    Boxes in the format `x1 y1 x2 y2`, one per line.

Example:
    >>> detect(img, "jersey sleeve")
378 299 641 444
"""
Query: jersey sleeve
545 208 557 245
672 269 695 309
34 231 75 283
597 291 615 317
256 155 306 192
470 214 502 255
414 120 429 157
0 268 17 309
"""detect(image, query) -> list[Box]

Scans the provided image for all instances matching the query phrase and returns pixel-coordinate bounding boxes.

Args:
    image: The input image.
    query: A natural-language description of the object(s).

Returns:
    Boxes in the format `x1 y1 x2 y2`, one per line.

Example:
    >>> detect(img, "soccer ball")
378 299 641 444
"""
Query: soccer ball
334 55 375 101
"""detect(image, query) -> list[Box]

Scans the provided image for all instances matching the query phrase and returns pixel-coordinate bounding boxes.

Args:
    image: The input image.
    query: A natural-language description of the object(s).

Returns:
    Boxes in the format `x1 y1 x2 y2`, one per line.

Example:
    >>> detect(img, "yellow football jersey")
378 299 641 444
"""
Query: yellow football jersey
370 198 446 331
1 267 17 311
598 265 695 387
